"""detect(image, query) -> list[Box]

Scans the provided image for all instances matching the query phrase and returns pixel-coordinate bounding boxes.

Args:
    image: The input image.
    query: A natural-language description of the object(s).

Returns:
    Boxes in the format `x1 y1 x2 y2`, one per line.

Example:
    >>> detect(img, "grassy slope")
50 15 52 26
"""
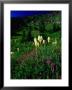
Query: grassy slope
11 31 61 79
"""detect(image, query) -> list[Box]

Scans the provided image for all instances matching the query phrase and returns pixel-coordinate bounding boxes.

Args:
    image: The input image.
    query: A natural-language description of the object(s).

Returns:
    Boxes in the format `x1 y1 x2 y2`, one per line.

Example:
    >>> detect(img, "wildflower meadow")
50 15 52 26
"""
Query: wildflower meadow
11 11 61 79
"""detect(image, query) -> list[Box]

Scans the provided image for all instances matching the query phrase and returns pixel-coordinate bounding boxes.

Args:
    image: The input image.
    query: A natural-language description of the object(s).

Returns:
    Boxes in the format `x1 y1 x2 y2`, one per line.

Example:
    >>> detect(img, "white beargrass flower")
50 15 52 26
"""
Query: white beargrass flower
47 37 51 43
38 35 43 44
11 51 14 55
34 38 39 47
17 48 19 52
43 40 45 44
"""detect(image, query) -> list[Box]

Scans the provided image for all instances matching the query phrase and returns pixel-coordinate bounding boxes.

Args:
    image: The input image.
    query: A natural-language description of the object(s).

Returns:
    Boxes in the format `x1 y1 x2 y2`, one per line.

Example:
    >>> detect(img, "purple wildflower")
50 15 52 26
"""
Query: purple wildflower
46 60 52 65
51 63 56 73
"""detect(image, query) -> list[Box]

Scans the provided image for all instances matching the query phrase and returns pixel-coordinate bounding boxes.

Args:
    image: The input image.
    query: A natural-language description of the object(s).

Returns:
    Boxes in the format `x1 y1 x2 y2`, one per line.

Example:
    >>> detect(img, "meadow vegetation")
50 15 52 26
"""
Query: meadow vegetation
11 12 61 79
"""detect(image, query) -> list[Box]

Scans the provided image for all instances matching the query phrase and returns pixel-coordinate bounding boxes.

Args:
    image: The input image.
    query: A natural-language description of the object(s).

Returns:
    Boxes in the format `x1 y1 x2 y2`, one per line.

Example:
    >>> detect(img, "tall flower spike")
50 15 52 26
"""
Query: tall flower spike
34 38 39 47
38 35 43 44
47 37 51 43
43 40 45 44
